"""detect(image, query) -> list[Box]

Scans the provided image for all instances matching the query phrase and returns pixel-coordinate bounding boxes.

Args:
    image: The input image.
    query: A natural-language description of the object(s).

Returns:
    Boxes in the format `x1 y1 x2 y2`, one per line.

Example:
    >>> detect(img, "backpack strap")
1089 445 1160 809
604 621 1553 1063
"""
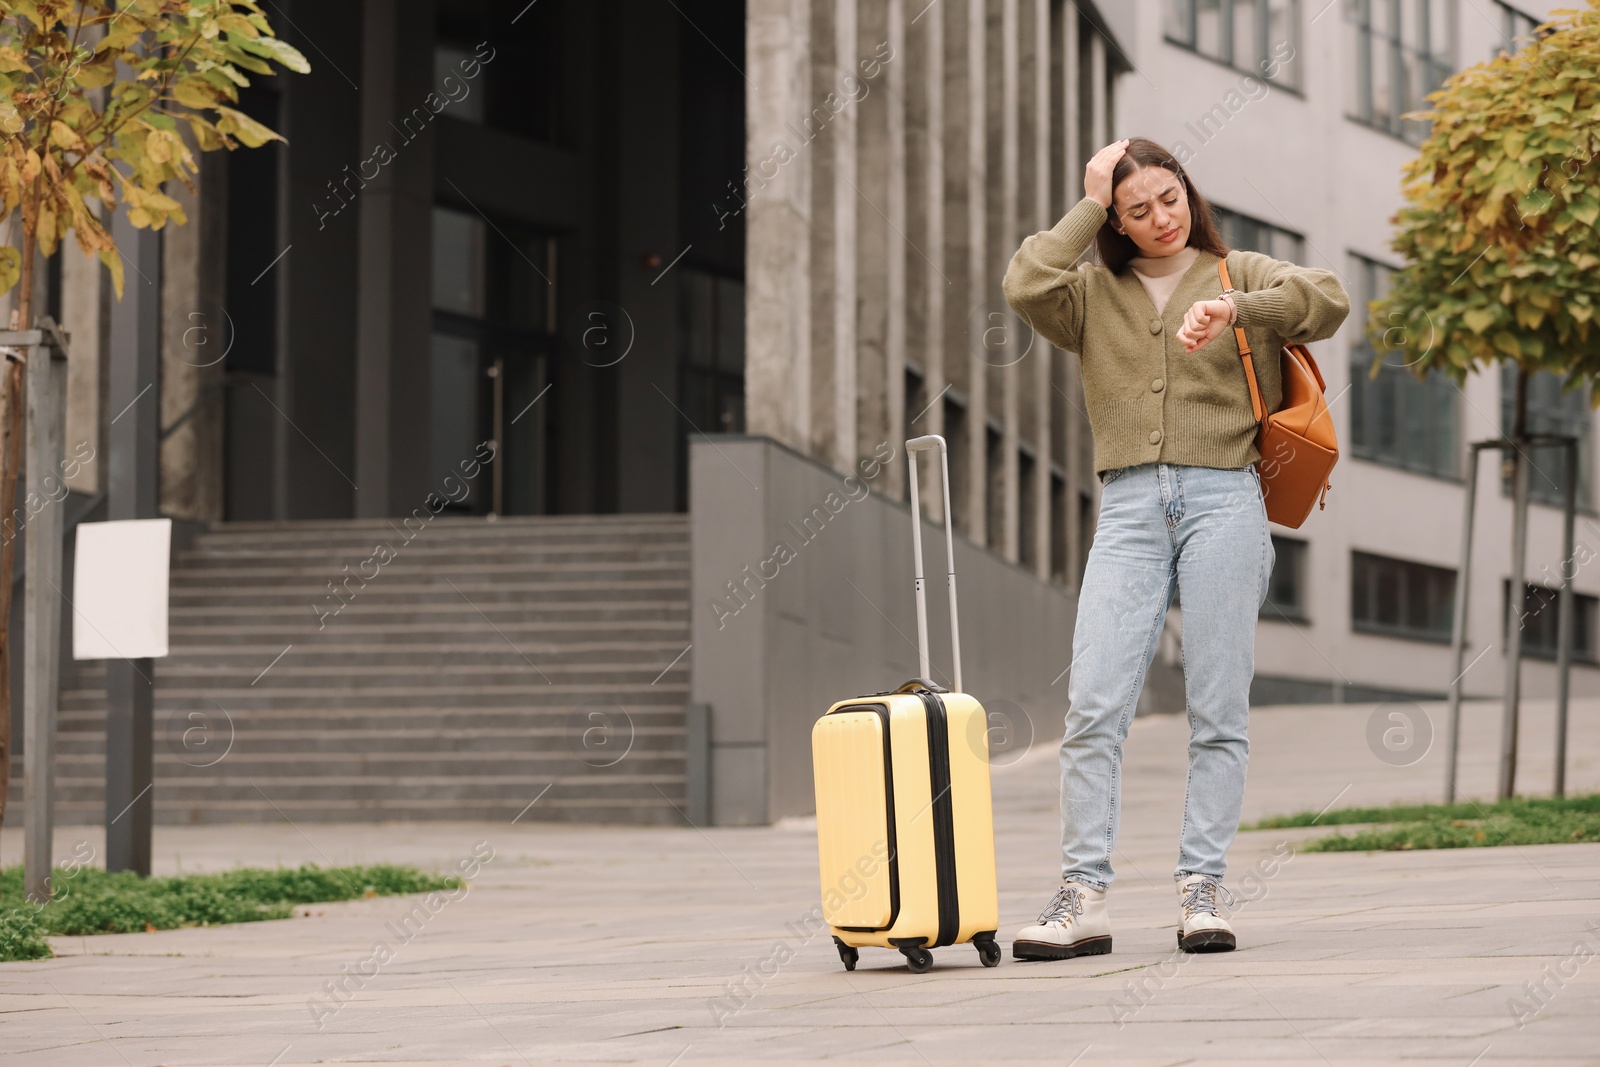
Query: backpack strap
1218 257 1265 424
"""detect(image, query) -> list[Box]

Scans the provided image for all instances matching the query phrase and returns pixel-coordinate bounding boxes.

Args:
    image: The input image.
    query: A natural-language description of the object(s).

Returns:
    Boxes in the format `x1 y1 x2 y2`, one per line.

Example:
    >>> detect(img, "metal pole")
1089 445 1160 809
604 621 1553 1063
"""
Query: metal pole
906 439 930 681
1444 444 1482 805
105 204 161 875
1500 443 1531 800
1553 437 1577 798
937 444 962 695
15 323 67 903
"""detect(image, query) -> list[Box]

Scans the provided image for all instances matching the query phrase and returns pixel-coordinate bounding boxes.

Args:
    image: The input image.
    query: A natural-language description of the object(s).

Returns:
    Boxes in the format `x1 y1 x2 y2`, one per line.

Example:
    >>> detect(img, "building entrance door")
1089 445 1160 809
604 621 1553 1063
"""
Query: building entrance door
430 204 558 516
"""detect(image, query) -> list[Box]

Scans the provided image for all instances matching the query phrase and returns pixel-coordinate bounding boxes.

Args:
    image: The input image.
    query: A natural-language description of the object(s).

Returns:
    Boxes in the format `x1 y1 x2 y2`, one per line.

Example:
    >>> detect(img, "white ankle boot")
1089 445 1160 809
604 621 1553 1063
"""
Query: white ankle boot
1012 882 1112 960
1176 874 1237 952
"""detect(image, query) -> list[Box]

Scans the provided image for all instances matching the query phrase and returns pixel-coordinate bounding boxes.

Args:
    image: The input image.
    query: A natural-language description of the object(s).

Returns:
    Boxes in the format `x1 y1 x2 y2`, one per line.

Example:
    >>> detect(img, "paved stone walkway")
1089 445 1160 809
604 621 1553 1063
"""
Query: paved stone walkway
2 696 1598 1065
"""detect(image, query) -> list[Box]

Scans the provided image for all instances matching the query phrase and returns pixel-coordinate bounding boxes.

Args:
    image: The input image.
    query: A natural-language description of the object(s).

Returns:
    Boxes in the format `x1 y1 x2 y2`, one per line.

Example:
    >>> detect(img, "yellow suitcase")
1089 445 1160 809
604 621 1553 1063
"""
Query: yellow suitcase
811 435 1001 973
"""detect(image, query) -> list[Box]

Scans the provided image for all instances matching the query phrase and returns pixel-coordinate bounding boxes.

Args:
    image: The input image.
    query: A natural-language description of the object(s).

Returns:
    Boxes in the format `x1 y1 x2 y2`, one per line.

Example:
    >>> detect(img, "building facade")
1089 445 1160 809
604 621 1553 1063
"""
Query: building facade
1115 0 1596 705
744 0 1131 594
8 0 1587 722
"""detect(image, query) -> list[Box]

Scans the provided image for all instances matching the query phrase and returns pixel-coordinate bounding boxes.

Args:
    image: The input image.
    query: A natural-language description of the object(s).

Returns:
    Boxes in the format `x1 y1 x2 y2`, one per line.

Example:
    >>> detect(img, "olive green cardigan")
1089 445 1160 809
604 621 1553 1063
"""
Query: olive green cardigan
1002 195 1352 477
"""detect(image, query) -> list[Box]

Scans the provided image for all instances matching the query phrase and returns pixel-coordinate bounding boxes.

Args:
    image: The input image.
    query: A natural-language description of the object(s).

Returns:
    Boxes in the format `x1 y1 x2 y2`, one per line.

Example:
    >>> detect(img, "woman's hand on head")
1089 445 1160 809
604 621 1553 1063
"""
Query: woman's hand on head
1176 298 1233 354
1085 139 1129 209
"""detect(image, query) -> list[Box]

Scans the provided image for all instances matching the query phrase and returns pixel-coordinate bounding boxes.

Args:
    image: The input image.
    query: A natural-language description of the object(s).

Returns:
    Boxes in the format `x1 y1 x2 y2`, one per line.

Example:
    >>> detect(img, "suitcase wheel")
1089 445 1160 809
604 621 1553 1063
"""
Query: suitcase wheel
832 937 858 972
899 946 934 974
976 939 1001 968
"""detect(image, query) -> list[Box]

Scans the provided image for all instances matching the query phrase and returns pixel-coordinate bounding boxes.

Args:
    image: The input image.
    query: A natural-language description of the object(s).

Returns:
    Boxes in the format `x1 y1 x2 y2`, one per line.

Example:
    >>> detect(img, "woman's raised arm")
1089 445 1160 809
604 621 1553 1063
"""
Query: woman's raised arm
1001 140 1128 353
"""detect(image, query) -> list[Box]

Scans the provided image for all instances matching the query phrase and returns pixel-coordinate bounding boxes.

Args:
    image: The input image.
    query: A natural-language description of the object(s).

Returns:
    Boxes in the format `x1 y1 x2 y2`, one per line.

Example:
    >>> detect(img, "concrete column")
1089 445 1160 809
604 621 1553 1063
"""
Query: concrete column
1062 7 1081 212
999 0 1019 563
1032 0 1052 581
61 225 107 496
807 1 837 462
1089 30 1107 155
964 0 986 543
614 5 681 511
1086 30 1107 555
745 0 813 454
912 1 945 519
159 144 225 523
832 0 859 472
1063 9 1086 585
356 0 433 517
353 0 397 517
856 1 890 468
897 5 923 508
884 1 907 485
278 0 362 517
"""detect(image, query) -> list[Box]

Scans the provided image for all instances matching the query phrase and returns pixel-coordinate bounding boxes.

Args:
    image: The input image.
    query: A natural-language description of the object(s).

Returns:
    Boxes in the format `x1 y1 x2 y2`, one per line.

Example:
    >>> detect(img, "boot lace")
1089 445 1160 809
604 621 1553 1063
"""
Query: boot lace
1181 878 1236 919
1038 884 1086 926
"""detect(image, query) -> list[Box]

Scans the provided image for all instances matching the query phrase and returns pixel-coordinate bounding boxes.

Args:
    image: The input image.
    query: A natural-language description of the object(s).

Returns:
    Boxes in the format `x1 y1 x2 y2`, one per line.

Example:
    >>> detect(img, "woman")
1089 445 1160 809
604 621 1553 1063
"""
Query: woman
1001 137 1349 959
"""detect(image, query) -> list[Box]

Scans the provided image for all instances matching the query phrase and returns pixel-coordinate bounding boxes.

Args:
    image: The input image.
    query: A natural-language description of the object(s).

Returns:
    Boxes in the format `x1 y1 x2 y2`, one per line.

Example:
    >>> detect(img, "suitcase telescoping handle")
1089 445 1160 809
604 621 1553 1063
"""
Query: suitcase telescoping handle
905 435 963 694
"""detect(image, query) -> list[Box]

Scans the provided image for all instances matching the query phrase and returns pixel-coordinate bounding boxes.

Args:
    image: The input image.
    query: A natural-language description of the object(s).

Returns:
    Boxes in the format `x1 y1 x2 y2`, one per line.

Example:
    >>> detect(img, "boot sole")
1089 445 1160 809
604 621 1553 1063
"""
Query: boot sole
1011 935 1112 961
1177 929 1236 953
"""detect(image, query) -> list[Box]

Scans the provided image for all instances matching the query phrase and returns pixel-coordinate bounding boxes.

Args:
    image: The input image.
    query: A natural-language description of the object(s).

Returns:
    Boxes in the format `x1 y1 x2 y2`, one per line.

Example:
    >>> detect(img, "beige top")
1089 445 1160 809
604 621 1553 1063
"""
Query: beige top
1128 246 1200 317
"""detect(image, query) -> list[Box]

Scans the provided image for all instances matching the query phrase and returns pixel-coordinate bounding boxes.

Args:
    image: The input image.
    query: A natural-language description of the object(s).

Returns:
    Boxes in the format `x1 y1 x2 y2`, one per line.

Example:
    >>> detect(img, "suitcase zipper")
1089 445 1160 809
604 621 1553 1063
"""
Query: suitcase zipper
917 691 961 948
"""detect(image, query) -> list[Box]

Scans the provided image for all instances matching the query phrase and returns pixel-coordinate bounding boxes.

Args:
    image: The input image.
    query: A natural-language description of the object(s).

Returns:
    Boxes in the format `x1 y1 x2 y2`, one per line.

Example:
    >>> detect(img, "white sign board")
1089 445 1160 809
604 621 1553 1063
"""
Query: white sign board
72 518 172 660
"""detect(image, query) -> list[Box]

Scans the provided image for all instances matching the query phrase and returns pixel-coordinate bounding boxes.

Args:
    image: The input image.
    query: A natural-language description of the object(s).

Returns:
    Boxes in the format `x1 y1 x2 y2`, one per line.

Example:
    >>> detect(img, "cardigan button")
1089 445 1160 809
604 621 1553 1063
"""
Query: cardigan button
1148 317 1163 335
1149 429 1163 445
1151 378 1165 392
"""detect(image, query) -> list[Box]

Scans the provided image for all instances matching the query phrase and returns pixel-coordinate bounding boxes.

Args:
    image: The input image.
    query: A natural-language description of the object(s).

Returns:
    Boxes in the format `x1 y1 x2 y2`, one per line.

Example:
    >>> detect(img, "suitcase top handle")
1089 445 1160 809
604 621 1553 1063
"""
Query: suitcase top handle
905 435 963 694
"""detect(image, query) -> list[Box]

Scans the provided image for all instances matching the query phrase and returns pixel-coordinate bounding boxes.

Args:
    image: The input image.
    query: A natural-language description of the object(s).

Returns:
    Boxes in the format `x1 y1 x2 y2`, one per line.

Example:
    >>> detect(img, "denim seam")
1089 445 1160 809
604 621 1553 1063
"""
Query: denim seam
1251 465 1271 607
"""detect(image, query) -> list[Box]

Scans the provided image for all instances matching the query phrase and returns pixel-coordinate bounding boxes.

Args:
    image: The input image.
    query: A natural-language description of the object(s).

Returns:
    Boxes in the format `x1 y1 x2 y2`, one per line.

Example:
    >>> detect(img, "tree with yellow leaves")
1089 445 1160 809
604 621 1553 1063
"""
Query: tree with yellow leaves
1371 1 1600 416
1371 1 1600 802
0 0 307 847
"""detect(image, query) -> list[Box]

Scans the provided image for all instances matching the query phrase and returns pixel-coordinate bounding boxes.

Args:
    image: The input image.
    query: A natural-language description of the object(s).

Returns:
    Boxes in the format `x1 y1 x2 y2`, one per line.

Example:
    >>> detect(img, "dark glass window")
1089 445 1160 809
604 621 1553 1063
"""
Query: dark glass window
1164 0 1302 89
986 426 1004 552
436 0 564 144
430 204 558 516
674 269 746 510
1351 549 1455 642
944 396 970 537
224 82 282 376
1050 471 1068 585
1019 449 1039 571
905 365 928 441
1344 0 1455 145
1211 204 1304 263
1503 580 1598 662
678 269 746 432
1499 365 1593 511
1349 253 1460 479
1262 535 1308 620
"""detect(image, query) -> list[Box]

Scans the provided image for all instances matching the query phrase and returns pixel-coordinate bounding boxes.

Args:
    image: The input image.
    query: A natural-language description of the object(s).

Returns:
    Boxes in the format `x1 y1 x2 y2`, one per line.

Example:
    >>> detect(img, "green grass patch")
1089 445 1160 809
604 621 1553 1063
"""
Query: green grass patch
1 863 460 963
1244 793 1600 852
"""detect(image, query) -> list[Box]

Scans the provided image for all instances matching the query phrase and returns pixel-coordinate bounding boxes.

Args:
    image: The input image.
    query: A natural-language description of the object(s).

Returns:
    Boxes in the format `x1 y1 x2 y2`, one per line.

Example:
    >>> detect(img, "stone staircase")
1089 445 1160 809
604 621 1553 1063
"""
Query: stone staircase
5 514 693 825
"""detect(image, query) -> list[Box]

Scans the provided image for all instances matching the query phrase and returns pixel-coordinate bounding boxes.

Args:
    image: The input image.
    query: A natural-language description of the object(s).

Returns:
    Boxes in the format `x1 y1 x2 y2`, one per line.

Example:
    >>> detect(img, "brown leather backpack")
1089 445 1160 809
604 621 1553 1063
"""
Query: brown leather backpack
1219 258 1338 529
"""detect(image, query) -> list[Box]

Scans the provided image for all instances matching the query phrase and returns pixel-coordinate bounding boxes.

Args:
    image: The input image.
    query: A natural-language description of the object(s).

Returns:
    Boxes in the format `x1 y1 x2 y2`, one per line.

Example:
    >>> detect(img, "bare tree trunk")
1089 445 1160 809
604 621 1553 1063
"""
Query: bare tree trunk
1501 366 1532 800
0 236 33 857
1512 366 1529 440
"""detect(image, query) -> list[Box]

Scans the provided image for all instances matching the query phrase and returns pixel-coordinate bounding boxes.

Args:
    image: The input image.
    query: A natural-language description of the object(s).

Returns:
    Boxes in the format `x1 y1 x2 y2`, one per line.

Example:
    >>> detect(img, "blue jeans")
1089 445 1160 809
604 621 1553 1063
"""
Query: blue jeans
1060 462 1273 891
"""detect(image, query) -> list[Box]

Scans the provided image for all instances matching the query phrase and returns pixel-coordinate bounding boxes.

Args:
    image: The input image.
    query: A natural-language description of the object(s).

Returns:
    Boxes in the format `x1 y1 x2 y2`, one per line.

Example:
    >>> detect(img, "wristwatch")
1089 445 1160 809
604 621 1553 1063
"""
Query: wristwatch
1218 287 1239 325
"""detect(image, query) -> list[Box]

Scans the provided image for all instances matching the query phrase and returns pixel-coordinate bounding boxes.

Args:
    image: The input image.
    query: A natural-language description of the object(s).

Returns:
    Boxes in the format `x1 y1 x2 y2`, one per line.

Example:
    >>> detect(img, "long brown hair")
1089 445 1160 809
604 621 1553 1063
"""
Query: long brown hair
1094 137 1229 275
